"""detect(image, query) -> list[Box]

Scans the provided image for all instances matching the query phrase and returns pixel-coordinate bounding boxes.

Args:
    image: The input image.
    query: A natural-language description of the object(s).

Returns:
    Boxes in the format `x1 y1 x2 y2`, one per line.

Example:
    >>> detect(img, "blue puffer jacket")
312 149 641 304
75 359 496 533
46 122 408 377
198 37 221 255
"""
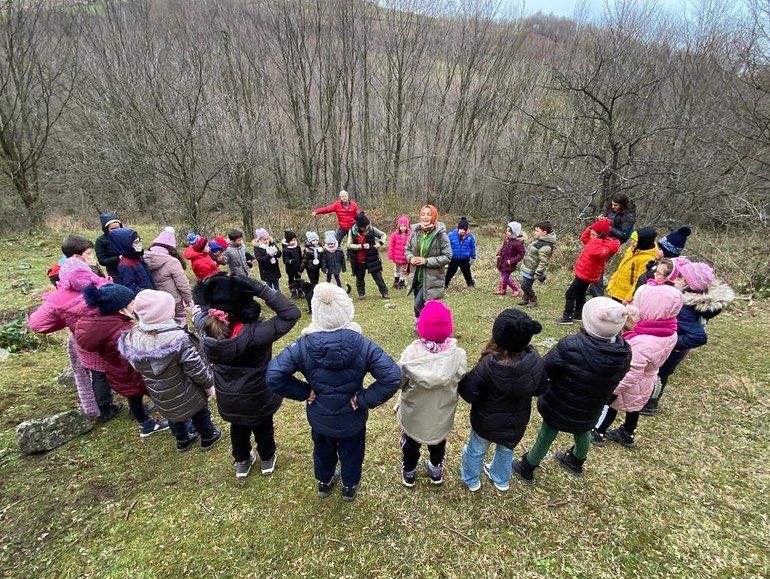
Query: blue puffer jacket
266 329 401 438
109 228 155 295
448 229 476 261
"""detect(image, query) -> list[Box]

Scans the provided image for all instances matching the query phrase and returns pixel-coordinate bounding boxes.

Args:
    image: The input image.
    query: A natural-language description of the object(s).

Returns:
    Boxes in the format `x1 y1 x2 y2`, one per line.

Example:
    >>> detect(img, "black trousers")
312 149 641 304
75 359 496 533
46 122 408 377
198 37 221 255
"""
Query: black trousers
353 262 388 297
521 275 537 301
401 434 446 471
126 395 148 424
563 276 590 318
230 417 276 462
307 268 320 285
169 407 216 441
444 258 474 287
596 408 640 434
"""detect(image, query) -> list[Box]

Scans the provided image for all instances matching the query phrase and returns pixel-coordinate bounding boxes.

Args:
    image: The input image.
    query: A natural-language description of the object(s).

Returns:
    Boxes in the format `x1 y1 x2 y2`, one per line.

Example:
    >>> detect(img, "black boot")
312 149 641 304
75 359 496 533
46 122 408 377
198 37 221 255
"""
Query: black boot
640 397 659 416
393 276 399 288
554 445 585 477
512 453 537 486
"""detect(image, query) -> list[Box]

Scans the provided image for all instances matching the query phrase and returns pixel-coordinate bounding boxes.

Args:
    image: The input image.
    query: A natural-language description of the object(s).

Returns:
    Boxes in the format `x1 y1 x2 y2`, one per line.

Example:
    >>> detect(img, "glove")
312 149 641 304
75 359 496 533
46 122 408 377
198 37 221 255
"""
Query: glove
537 274 546 284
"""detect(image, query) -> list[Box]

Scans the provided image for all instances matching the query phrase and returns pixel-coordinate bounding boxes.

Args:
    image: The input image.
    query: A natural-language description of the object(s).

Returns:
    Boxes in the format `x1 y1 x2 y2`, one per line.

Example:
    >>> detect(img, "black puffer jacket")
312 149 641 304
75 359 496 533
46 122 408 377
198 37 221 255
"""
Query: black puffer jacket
458 347 547 448
95 212 122 282
606 209 636 243
537 331 631 433
199 288 301 425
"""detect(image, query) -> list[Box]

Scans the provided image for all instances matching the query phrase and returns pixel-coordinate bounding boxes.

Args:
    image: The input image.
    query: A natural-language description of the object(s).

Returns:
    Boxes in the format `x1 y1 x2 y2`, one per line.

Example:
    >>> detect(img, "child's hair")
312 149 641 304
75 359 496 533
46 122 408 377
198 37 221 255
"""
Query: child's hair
479 339 516 362
203 312 231 340
535 221 552 233
657 258 674 278
61 235 94 257
228 229 243 241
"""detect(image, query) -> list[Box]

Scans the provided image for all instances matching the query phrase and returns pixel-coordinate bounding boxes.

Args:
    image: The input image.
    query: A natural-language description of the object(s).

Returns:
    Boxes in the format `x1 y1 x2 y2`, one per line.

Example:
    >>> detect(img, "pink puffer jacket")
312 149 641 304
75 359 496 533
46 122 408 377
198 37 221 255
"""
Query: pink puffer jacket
143 247 193 305
387 216 411 265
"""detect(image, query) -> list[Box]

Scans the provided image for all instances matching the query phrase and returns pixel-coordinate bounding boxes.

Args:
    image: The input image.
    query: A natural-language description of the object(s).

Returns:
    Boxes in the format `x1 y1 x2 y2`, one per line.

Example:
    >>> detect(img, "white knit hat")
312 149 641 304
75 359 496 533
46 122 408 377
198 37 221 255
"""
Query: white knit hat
507 221 522 236
581 297 628 340
311 283 355 331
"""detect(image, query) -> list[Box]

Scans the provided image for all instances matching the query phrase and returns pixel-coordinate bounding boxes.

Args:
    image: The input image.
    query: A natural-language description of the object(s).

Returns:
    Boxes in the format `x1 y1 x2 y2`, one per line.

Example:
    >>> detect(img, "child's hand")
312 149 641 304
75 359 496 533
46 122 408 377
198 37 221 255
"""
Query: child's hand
536 274 546 284
363 243 370 249
350 394 359 410
307 391 317 405
205 387 215 399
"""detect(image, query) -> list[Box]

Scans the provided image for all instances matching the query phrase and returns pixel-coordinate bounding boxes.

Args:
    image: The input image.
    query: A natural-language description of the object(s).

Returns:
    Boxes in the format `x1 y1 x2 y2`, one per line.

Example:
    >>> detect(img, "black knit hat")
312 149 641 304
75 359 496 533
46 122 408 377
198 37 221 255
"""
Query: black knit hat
355 212 370 228
458 216 469 230
284 230 297 242
492 308 542 353
194 274 262 322
635 227 657 251
83 283 135 315
658 226 692 257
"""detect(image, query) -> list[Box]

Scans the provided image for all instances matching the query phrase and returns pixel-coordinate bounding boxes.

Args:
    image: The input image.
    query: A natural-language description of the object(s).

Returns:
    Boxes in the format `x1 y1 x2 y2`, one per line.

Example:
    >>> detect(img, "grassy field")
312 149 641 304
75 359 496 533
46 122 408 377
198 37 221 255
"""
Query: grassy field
0 228 768 578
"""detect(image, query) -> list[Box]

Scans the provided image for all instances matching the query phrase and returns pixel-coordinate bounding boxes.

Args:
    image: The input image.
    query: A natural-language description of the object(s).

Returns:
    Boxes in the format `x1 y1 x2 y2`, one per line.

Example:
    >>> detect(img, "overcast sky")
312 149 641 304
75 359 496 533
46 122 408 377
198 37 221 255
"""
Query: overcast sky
516 0 691 18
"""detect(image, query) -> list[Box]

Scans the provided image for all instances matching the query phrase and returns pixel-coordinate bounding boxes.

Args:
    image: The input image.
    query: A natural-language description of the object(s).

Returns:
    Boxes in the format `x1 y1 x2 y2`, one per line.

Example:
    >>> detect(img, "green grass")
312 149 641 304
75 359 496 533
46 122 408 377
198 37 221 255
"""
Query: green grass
1 229 769 578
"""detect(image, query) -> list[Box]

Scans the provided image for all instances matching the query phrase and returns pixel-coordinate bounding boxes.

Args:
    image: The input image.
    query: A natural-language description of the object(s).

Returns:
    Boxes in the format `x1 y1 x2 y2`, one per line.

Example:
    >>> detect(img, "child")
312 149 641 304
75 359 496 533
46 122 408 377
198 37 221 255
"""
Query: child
513 297 631 483
301 231 323 286
641 262 734 415
555 218 620 324
76 284 169 437
321 230 346 286
347 213 390 300
209 235 230 264
144 227 193 325
396 301 467 487
445 217 477 289
495 221 526 296
387 216 412 288
266 283 401 501
251 228 282 291
281 230 304 299
459 309 547 492
592 284 683 447
195 274 301 478
606 227 657 303
108 227 156 295
95 212 123 283
221 229 252 278
518 221 556 307
635 226 692 288
119 290 222 452
183 234 220 281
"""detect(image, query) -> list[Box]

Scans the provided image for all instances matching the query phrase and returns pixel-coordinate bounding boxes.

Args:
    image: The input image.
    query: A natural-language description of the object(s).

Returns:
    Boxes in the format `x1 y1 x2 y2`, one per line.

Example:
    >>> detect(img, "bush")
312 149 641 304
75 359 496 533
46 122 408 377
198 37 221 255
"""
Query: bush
0 316 41 353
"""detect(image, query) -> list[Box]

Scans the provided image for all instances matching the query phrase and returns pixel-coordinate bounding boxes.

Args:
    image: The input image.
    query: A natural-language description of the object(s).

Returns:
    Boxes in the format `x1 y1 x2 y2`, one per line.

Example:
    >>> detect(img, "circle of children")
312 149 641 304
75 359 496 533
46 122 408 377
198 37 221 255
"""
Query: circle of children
29 190 735 500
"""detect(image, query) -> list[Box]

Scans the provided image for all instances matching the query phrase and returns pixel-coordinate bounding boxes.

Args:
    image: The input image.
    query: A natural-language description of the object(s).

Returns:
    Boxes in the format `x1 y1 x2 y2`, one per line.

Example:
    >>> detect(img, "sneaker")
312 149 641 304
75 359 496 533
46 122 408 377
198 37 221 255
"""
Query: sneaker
260 453 277 476
483 464 510 492
554 315 573 325
176 433 200 453
423 458 444 485
554 447 585 477
138 418 169 438
357 294 366 300
466 479 482 492
517 297 530 306
342 484 359 502
99 402 125 422
512 454 536 486
200 428 222 452
235 451 256 478
606 426 636 448
590 429 605 447
640 398 659 416
318 469 341 498
402 468 416 488
381 293 390 300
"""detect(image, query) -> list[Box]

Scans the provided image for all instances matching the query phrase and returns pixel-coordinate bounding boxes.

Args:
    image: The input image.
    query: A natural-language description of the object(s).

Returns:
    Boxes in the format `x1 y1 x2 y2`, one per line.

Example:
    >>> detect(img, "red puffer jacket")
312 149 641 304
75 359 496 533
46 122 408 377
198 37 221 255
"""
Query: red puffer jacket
573 226 621 283
183 246 220 281
313 199 360 231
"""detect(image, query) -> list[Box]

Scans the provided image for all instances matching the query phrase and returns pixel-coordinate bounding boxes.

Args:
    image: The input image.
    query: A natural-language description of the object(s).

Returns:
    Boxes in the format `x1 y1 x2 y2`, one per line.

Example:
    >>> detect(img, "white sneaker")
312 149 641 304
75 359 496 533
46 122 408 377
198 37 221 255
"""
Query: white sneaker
483 464 510 492
260 453 277 475
466 480 482 492
235 452 256 478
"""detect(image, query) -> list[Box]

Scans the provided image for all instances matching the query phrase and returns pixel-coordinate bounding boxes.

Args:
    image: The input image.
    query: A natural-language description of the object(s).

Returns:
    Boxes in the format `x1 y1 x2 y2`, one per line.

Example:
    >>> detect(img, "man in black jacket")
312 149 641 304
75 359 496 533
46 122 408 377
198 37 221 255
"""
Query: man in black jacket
95 212 123 283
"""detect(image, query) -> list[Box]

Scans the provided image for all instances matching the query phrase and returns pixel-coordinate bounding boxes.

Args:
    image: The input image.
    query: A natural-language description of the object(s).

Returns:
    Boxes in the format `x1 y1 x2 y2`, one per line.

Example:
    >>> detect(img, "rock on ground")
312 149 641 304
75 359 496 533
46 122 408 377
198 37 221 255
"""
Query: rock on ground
57 367 75 389
16 410 93 455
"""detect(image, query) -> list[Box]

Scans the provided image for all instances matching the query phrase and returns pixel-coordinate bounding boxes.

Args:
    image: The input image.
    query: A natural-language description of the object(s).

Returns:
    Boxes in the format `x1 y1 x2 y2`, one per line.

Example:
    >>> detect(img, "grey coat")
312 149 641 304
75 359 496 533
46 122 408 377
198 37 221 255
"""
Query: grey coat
119 326 213 422
405 222 452 301
221 244 251 278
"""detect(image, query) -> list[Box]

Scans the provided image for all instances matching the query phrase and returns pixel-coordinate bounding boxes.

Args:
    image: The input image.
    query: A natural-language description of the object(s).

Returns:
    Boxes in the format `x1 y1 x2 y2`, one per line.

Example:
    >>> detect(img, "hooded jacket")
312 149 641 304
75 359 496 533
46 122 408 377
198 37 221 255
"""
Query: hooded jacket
573 226 621 283
95 212 122 282
387 219 412 265
496 235 526 273
109 228 155 295
183 245 220 281
405 222 452 301
253 242 282 282
447 228 477 261
144 247 193 305
266 329 401 438
537 331 631 433
396 339 467 445
606 245 657 303
675 280 735 351
459 347 548 448
119 326 213 422
520 232 557 278
301 242 324 273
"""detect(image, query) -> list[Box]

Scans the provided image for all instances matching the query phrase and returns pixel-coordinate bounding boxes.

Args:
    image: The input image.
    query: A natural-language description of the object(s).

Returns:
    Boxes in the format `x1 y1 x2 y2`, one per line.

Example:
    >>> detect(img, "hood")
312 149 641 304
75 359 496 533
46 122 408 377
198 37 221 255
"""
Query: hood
397 215 410 229
183 245 201 259
201 327 254 365
538 232 557 244
58 268 110 292
633 284 683 320
410 221 447 235
482 347 543 394
302 330 366 371
77 314 132 353
682 280 735 314
109 228 140 257
575 331 630 375
143 248 174 272
119 327 188 374
399 340 466 389
99 212 121 233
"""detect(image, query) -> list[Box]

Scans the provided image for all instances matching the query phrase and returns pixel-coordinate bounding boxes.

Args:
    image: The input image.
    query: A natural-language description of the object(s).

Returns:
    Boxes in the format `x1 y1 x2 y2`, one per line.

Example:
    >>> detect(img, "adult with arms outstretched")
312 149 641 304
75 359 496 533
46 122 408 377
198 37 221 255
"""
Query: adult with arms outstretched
311 190 360 243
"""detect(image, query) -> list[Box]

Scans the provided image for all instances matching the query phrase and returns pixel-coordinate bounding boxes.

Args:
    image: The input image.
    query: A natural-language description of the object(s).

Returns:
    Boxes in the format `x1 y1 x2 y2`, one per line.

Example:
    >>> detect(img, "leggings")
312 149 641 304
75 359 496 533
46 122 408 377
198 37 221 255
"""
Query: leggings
527 422 591 465
595 408 640 434
326 272 342 286
500 271 520 293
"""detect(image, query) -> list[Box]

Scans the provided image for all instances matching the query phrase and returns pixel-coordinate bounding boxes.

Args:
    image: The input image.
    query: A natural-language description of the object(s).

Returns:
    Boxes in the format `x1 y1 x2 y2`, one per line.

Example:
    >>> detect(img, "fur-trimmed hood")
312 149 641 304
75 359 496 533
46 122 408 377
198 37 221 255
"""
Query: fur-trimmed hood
119 327 190 373
682 280 735 315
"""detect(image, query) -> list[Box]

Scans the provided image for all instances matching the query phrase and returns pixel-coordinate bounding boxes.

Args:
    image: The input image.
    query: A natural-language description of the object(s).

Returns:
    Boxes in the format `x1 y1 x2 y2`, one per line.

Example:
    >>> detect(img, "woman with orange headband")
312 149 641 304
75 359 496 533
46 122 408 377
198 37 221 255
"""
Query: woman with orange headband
405 205 452 318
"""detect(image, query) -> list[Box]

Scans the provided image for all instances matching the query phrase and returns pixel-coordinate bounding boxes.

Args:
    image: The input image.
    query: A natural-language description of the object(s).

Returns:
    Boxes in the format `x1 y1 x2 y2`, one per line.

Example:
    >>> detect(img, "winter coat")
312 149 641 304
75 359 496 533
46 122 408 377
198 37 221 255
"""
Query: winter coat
459 347 548 448
282 243 303 277
606 246 657 303
314 199 360 231
321 248 346 275
109 228 155 294
119 326 213 422
183 246 220 281
405 222 452 300
74 314 147 399
387 229 412 265
396 339 467 445
266 329 401 438
198 288 301 426
253 243 282 282
537 331 631 433
144 247 193 305
520 232 557 279
573 226 621 283
675 281 734 351
346 225 387 273
95 212 122 282
447 229 477 261
221 244 251 278
301 243 323 273
606 208 636 243
496 236 526 273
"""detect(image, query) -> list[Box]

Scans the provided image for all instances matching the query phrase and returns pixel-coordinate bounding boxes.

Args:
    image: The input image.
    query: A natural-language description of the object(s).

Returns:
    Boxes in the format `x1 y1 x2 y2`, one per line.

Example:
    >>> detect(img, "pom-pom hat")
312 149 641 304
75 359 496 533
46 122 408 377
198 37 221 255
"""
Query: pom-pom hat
492 308 542 353
310 283 355 331
153 227 176 247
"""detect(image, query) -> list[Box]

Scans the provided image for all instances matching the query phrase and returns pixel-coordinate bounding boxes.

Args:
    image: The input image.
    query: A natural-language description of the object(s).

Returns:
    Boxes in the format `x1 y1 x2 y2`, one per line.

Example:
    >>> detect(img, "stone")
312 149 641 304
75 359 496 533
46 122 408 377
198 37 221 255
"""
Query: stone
536 337 559 350
57 367 76 389
0 349 10 362
16 410 93 455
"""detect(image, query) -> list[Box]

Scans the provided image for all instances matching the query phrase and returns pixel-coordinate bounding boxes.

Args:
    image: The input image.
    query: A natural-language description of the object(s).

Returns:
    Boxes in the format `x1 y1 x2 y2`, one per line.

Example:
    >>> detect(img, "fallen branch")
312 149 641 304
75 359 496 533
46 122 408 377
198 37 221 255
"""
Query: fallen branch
445 525 481 546
200 500 214 515
125 499 138 520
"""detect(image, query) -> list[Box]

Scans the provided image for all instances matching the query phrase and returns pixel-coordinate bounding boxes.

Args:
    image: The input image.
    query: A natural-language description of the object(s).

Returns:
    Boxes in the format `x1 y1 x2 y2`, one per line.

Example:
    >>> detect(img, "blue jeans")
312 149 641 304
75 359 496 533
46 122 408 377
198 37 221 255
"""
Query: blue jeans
461 430 514 488
311 427 366 487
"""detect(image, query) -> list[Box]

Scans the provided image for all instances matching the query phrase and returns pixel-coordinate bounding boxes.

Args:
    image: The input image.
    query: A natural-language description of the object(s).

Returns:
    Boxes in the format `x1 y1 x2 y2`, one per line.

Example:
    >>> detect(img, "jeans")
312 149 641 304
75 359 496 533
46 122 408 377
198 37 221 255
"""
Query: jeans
265 280 279 291
444 258 474 287
353 262 388 297
400 433 446 471
413 286 426 318
311 427 366 487
326 272 342 286
521 274 537 301
169 407 217 441
335 228 350 244
563 277 590 319
461 430 514 488
127 395 148 424
91 370 114 408
527 422 591 465
230 417 276 462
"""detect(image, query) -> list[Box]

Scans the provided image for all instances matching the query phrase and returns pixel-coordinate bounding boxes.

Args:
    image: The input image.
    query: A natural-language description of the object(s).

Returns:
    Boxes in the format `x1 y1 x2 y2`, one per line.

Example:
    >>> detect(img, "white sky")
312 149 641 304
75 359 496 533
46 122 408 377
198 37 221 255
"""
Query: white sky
516 0 691 18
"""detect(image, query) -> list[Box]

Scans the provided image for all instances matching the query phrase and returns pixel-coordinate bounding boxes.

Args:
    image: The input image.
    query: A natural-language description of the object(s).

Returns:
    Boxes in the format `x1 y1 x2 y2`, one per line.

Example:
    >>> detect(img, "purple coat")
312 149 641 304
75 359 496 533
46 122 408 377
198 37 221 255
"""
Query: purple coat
496 237 525 273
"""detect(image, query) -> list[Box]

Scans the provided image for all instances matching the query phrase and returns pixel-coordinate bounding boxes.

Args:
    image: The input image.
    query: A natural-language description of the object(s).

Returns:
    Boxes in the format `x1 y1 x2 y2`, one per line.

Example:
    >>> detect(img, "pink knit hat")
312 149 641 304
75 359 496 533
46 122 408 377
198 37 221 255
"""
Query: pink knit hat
133 290 176 325
679 262 716 292
582 297 628 340
153 227 177 247
416 300 454 343
667 257 691 283
397 215 410 228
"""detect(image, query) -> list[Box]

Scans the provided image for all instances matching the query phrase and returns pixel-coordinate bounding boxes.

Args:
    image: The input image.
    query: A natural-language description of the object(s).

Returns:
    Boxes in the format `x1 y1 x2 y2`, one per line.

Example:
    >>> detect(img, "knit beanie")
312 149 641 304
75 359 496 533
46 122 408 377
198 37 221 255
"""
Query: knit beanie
631 284 684 321
355 212 370 228
416 300 453 343
679 262 716 292
458 216 470 231
397 215 410 229
153 226 176 248
492 308 542 353
667 257 691 283
507 221 522 237
658 226 692 257
133 289 176 325
582 297 628 340
186 232 200 246
590 218 612 237
210 236 229 252
192 236 208 252
311 282 355 331
306 231 319 243
284 230 297 243
254 228 269 241
635 227 656 251
324 230 337 245
197 274 263 321
83 283 135 315
58 257 91 279
421 205 438 225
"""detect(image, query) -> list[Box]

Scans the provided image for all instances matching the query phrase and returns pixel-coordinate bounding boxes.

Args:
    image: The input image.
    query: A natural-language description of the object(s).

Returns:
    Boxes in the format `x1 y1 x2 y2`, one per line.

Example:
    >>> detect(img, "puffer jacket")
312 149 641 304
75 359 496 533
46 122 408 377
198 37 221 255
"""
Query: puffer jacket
346 225 387 273
520 232 557 278
266 329 401 438
447 229 477 261
313 199 360 231
321 248 346 275
144 247 193 305
74 314 147 398
221 244 251 278
110 228 155 295
387 227 412 265
301 243 323 273
282 243 303 276
459 347 547 448
496 236 526 273
537 331 631 433
119 326 213 422
573 226 621 283
253 243 282 282
675 280 735 351
183 245 220 281
606 246 657 303
198 288 300 425
396 339 467 445
405 222 452 300
606 208 636 243
95 212 122 282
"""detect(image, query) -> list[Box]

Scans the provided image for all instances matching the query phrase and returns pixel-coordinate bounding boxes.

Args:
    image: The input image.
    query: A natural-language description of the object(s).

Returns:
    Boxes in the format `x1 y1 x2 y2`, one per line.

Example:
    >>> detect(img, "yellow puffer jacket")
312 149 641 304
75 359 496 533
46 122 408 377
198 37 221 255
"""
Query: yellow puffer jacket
606 246 657 303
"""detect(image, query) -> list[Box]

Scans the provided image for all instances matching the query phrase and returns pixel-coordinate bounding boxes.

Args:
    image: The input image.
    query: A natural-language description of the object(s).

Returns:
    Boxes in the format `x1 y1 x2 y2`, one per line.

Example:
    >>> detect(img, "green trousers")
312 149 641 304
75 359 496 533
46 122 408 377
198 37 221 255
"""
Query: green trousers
527 422 591 465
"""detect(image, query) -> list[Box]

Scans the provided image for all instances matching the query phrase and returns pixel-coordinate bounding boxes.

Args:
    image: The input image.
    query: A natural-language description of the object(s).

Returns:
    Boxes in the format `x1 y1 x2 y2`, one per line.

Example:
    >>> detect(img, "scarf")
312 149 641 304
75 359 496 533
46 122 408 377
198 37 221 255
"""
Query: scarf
418 337 455 353
301 321 362 336
416 228 437 285
622 318 678 341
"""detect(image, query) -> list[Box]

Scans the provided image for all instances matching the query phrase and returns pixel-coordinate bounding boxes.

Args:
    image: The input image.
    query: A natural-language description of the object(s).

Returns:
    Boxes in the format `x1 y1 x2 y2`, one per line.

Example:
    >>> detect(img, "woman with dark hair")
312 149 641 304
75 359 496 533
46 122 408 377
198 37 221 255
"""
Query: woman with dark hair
590 193 637 296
